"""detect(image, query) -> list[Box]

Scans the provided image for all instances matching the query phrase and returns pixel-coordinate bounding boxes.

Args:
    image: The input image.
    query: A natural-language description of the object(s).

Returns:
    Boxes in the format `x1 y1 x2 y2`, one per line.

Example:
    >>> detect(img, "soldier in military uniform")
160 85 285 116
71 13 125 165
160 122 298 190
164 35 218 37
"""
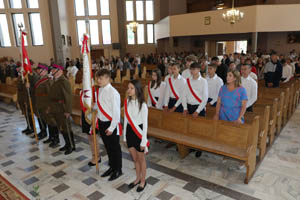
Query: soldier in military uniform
48 64 75 155
34 63 60 147
17 67 34 135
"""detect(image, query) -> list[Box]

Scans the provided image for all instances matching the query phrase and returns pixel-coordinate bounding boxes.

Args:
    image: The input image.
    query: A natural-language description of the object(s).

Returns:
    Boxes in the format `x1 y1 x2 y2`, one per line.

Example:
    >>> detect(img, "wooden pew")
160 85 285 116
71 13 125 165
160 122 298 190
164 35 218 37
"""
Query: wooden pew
147 108 259 184
71 94 81 125
0 84 17 104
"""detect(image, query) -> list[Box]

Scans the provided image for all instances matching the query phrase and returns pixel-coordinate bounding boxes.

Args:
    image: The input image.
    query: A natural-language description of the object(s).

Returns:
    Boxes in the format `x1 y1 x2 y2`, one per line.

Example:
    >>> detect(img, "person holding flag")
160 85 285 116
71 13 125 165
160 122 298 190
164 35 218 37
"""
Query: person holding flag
48 63 75 155
124 80 149 192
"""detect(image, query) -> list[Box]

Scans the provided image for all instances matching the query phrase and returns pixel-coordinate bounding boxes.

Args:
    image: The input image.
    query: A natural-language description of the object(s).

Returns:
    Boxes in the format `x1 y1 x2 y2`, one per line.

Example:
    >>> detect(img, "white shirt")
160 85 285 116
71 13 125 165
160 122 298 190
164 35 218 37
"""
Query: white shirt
164 74 186 108
206 74 223 105
164 74 171 82
282 64 293 83
249 72 258 81
241 76 258 108
182 74 208 113
182 68 191 79
147 81 166 109
67 66 78 78
95 83 121 134
123 100 148 147
136 57 141 65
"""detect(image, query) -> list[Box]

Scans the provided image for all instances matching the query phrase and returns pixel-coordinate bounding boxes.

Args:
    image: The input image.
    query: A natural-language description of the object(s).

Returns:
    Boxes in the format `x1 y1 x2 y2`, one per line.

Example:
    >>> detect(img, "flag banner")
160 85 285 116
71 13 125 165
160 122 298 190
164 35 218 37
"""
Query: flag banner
21 31 32 76
81 34 93 124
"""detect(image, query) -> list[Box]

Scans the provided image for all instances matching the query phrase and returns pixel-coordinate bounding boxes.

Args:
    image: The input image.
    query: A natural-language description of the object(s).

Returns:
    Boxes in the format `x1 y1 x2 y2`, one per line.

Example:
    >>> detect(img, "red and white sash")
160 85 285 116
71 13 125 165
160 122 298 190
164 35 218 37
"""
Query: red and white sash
124 99 149 153
34 77 48 89
96 88 122 136
168 77 179 100
148 81 158 106
186 78 202 103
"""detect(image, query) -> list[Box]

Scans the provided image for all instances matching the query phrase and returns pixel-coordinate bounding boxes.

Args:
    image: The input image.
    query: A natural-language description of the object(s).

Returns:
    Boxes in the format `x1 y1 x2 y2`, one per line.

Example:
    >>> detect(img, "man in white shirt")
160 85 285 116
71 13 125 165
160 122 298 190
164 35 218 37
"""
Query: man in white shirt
206 64 223 107
164 62 186 113
281 59 293 83
66 61 78 78
241 64 258 112
183 62 208 117
94 69 122 181
181 55 197 79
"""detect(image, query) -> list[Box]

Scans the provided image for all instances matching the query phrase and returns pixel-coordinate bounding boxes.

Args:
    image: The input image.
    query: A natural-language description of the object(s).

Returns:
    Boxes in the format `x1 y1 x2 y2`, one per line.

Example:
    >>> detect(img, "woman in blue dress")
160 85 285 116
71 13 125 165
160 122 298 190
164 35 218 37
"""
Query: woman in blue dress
214 69 248 124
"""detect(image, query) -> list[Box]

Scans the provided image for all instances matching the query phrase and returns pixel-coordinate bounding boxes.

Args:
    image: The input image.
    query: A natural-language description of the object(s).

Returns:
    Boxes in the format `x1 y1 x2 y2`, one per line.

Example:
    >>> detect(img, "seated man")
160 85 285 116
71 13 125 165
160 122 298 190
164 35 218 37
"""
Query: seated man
241 64 258 112
264 53 282 88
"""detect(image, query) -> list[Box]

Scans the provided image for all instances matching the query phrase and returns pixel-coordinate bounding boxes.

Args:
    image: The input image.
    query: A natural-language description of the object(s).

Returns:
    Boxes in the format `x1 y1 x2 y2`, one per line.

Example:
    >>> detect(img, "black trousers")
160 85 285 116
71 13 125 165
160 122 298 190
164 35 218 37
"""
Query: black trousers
168 98 183 113
98 120 122 172
246 105 253 112
207 98 217 107
187 104 206 117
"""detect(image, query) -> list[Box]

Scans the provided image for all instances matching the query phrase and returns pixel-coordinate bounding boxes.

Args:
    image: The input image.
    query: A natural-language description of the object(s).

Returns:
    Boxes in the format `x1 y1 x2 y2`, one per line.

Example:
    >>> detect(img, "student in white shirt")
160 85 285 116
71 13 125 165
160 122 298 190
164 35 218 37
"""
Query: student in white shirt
124 80 148 192
206 64 223 107
164 64 173 81
281 59 293 83
182 55 197 79
147 69 166 109
94 69 122 181
164 62 186 113
183 62 208 118
241 64 258 112
66 61 78 78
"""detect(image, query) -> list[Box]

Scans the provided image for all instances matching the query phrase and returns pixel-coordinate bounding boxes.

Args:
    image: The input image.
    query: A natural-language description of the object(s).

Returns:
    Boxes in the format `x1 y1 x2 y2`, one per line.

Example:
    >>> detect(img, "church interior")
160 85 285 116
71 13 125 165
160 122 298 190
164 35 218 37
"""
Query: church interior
0 0 300 199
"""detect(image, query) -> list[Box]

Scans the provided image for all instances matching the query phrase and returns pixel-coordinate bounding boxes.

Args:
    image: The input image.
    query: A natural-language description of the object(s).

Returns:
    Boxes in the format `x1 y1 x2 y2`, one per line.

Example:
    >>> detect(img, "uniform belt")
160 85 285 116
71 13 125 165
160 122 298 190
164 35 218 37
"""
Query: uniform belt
36 94 48 97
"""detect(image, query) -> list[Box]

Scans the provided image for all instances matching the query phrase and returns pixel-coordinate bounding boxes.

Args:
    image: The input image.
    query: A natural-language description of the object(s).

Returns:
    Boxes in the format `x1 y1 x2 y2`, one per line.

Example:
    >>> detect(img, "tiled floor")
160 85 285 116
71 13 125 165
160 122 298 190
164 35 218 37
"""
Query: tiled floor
0 102 300 200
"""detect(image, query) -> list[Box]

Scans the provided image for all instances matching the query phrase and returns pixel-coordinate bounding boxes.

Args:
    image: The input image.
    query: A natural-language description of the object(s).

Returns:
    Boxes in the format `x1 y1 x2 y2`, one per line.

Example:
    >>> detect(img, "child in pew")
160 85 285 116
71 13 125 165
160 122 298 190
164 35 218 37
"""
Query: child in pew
206 64 223 107
181 55 197 79
164 64 173 81
214 69 248 170
163 62 186 113
241 64 258 112
124 80 149 192
182 62 208 158
147 69 166 109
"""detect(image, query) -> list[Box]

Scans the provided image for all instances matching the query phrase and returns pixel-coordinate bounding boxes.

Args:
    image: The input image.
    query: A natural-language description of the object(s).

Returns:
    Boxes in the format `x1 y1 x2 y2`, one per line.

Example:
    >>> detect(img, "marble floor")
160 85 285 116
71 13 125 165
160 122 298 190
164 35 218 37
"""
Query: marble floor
0 102 300 200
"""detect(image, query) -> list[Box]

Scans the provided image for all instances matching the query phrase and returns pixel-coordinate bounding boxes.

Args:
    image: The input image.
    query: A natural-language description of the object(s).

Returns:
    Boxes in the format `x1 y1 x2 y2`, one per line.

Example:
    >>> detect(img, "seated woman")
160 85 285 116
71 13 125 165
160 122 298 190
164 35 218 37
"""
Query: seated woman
214 69 248 170
147 69 166 109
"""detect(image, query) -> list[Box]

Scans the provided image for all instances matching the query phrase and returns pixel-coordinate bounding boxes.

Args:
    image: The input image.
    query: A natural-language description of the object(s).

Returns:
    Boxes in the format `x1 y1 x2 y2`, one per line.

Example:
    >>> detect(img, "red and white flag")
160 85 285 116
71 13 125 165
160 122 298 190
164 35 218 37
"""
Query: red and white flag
20 31 32 76
81 34 93 124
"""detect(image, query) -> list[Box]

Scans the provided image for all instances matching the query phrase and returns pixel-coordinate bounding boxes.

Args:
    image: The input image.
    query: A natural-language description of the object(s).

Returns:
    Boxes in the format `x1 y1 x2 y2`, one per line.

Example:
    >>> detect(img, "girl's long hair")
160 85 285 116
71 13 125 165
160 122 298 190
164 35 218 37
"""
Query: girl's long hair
128 79 145 111
151 69 162 89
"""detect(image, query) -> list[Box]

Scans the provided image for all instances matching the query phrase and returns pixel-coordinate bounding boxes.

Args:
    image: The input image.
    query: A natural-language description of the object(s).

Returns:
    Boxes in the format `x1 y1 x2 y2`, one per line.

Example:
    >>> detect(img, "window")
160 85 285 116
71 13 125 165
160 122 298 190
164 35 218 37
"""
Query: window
10 0 22 8
100 0 109 15
89 20 99 45
146 0 153 21
136 1 143 21
127 26 134 45
126 1 133 21
137 24 144 44
27 0 39 8
12 14 27 46
88 0 97 16
0 14 11 47
76 20 86 45
75 0 85 16
147 24 153 43
101 19 111 45
29 13 43 45
0 0 4 9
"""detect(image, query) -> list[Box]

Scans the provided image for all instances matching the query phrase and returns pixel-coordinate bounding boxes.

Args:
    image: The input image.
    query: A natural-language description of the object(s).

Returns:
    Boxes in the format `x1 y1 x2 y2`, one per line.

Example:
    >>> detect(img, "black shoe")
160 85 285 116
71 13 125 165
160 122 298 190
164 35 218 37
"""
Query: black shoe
137 182 147 192
64 148 73 155
49 140 60 148
101 167 113 177
195 151 202 158
25 129 34 135
108 171 122 181
128 181 140 189
88 158 102 166
22 127 30 133
43 138 52 144
38 134 47 140
59 146 67 151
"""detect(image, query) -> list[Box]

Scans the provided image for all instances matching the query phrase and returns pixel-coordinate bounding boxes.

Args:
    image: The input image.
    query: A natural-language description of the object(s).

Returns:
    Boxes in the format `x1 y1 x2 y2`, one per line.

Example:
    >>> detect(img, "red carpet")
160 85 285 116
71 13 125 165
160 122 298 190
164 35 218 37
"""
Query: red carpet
0 175 30 200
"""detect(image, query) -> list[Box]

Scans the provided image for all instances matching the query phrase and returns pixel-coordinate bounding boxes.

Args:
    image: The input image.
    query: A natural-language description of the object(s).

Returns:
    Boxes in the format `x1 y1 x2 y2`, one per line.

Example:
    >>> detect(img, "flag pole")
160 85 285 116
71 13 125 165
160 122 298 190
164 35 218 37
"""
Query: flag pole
84 16 99 174
18 23 38 142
